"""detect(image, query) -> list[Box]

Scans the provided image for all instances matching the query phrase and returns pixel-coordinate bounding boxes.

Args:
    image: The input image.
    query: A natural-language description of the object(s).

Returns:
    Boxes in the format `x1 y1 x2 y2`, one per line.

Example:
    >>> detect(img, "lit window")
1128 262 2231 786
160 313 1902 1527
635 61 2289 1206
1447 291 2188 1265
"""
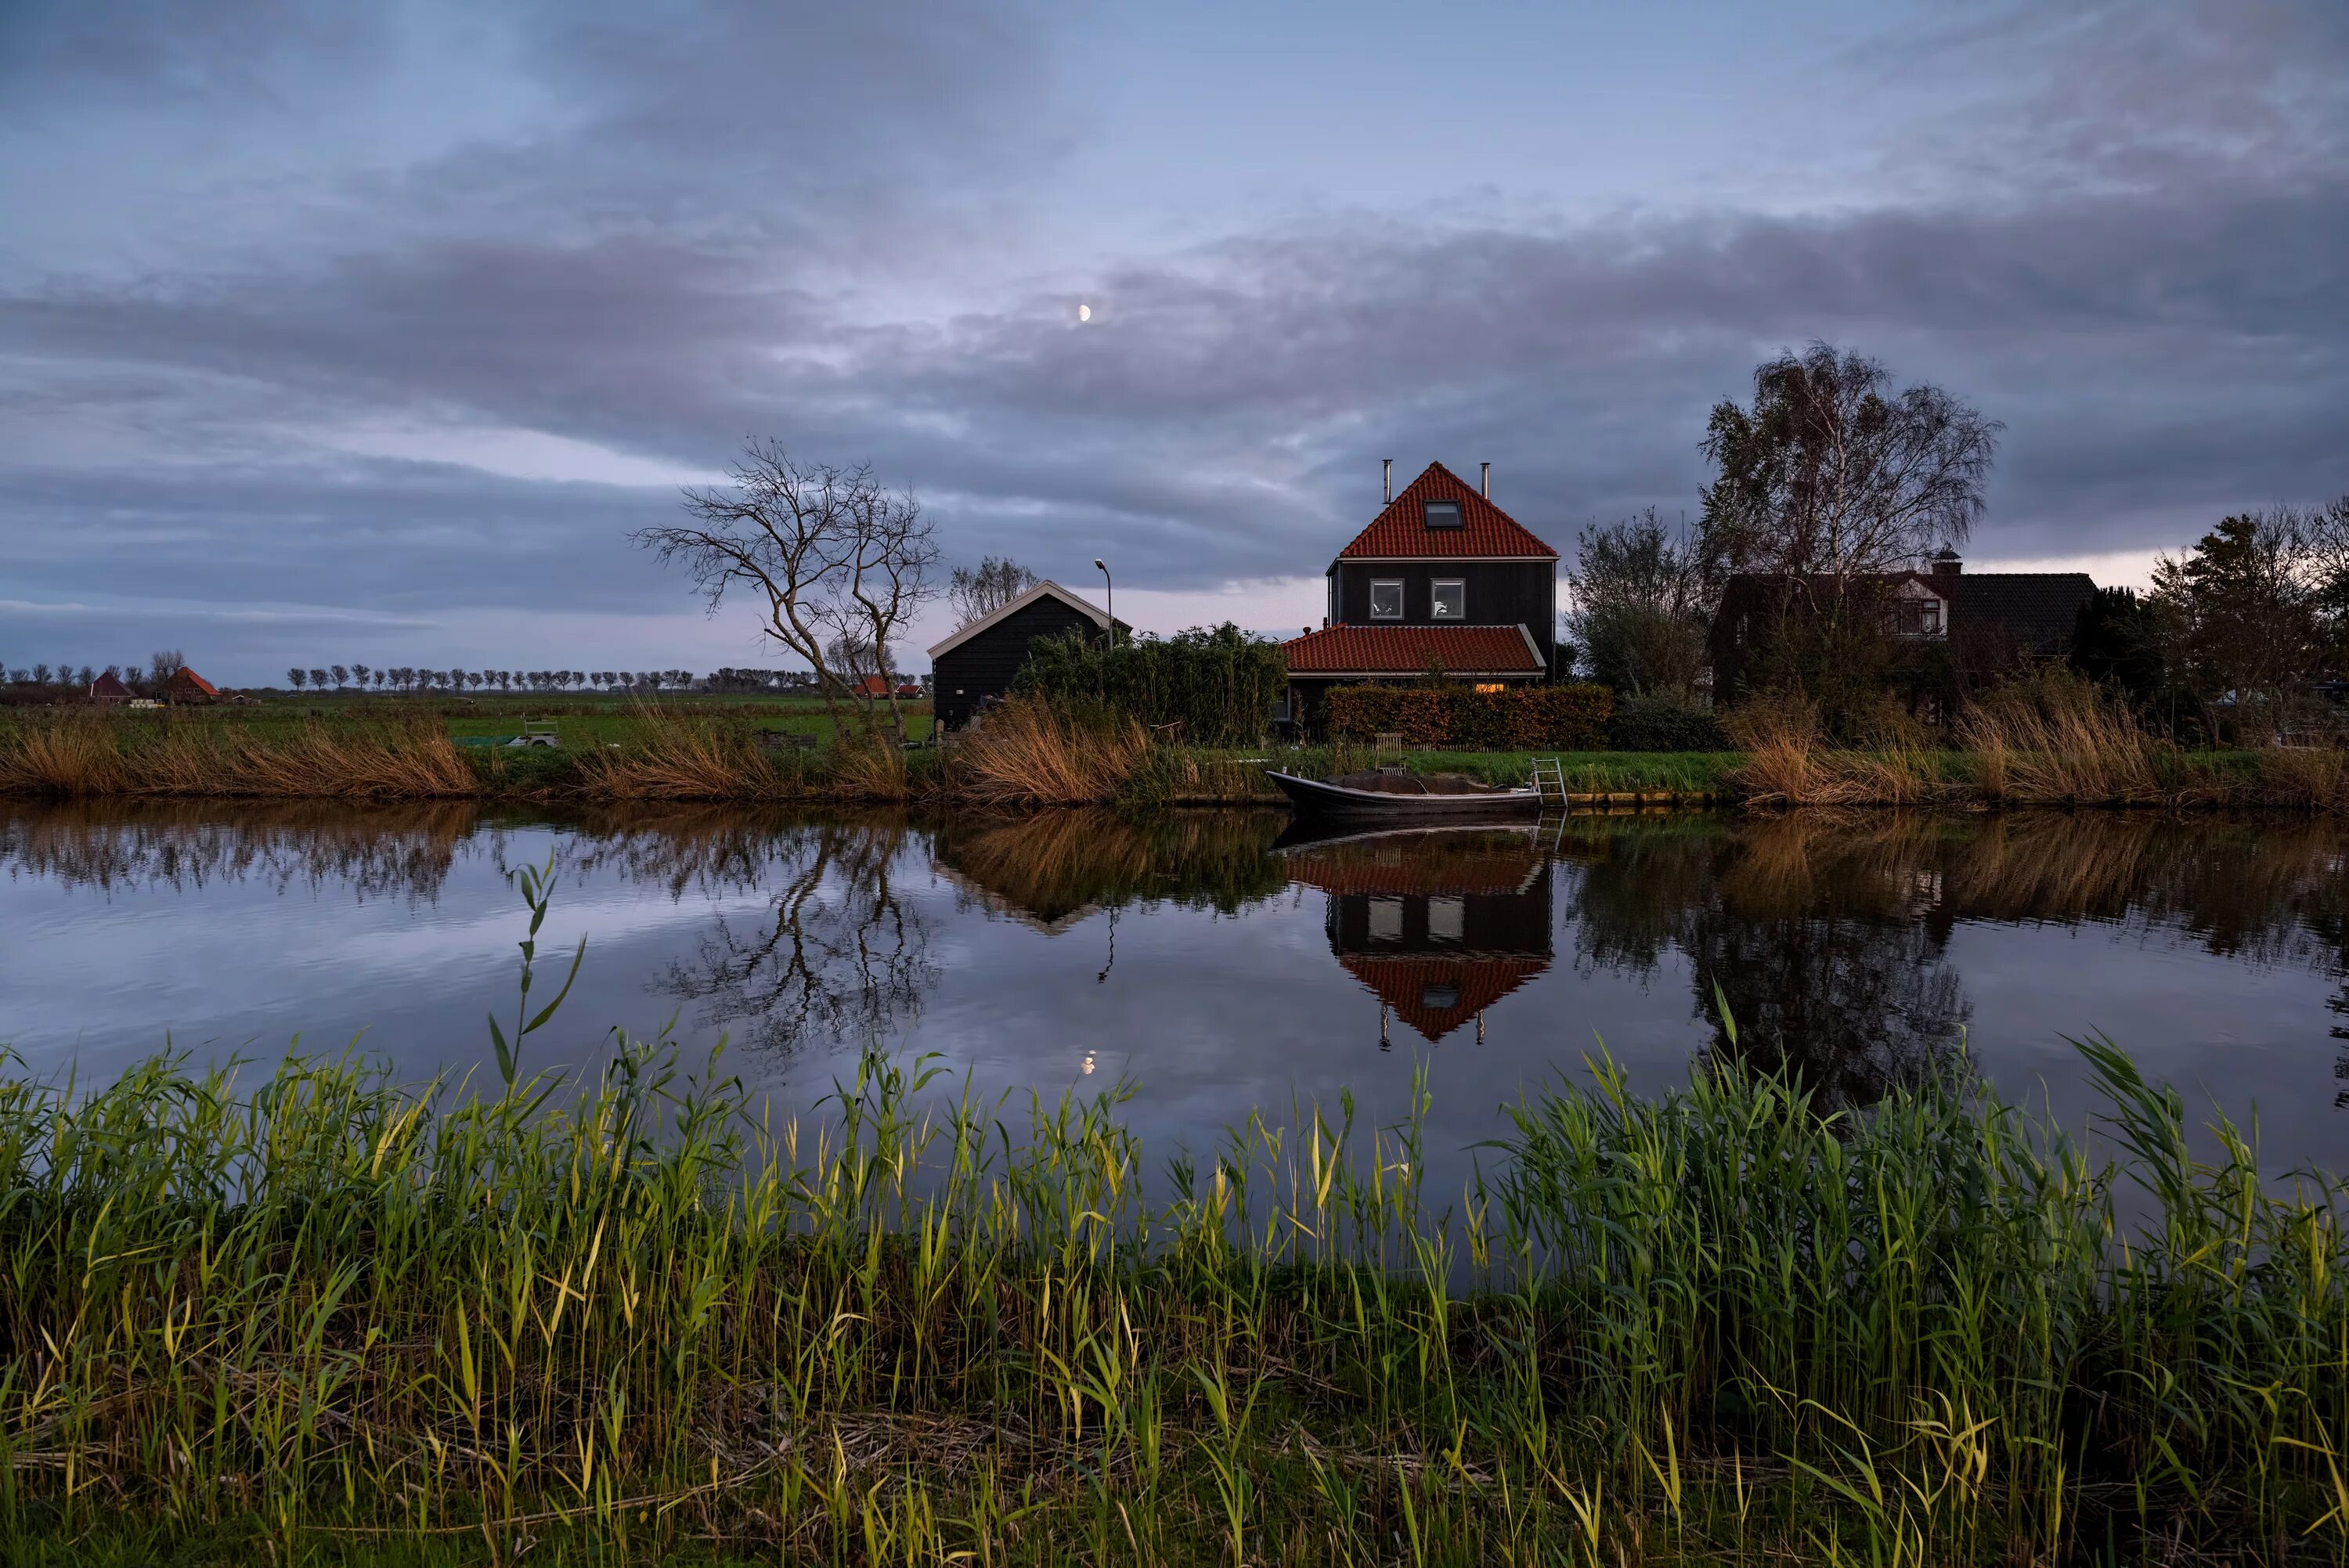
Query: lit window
1428 896 1463 943
1369 897 1402 940
1423 499 1463 529
1369 580 1404 619
1431 579 1465 619
1474 682 1505 694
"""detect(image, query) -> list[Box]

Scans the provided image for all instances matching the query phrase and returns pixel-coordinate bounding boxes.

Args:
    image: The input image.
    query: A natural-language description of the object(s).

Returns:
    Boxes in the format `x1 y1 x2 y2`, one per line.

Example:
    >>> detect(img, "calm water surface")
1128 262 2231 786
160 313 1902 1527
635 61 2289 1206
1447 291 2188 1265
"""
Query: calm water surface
4 800 2345 1175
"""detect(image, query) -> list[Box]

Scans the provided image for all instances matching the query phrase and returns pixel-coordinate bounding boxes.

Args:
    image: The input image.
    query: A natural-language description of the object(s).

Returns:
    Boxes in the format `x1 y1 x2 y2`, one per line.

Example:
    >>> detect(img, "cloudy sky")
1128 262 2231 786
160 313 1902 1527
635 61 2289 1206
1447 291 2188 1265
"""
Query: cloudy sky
2 0 2343 682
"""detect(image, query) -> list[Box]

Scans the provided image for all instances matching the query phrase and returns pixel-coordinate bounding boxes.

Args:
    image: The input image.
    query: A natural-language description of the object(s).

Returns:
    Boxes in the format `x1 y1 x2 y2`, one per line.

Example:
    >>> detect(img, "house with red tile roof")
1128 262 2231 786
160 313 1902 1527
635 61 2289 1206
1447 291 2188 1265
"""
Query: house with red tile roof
164 666 220 704
1279 461 1559 732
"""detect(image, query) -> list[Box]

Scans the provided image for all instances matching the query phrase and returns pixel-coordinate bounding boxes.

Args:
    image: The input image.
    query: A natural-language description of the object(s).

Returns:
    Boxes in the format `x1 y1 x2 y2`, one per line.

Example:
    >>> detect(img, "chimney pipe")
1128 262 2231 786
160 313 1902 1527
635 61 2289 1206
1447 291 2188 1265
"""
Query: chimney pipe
1480 461 1490 499
1381 458 1392 505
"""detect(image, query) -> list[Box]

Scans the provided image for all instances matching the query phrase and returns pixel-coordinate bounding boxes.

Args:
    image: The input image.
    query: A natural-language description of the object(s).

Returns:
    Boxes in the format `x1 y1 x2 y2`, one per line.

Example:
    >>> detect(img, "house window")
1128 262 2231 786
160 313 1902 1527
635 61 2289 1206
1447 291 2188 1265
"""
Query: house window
1431 579 1465 619
1369 579 1404 619
1428 896 1464 943
1368 897 1402 941
1891 593 1945 638
1423 499 1463 529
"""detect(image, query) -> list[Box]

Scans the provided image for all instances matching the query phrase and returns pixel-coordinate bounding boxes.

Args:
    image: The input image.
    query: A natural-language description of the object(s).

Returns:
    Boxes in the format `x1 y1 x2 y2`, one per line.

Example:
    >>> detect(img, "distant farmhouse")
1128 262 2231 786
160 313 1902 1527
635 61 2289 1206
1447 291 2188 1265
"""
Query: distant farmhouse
1709 550 2098 713
928 580 1125 731
165 667 221 705
88 672 132 705
1279 462 1560 730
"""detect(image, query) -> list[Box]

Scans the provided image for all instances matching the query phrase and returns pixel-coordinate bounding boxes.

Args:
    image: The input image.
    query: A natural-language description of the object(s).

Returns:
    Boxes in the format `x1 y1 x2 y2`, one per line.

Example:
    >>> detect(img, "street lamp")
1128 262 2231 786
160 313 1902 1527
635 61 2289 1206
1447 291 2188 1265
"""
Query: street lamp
1093 557 1114 644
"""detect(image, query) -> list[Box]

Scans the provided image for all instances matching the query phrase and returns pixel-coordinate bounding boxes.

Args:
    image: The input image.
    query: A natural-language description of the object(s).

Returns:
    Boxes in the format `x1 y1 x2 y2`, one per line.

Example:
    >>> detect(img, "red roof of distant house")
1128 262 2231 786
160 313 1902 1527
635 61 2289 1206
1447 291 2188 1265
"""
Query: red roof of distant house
168 667 219 696
852 674 889 697
1338 955 1550 1042
1334 463 1558 563
89 672 132 697
1280 623 1544 677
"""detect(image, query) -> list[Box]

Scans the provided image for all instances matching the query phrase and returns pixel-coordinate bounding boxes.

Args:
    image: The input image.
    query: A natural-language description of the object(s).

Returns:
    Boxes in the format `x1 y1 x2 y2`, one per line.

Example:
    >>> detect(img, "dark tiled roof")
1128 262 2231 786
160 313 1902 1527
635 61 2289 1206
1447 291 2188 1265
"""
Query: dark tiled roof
89 672 132 697
1280 623 1543 676
1335 462 1558 561
1949 573 2098 650
1338 954 1550 1041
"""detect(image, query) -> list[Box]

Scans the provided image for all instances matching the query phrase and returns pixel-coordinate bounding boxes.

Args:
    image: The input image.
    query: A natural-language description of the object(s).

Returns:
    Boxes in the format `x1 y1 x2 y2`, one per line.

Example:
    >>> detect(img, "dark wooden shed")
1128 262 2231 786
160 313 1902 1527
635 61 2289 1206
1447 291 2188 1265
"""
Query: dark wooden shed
927 581 1123 732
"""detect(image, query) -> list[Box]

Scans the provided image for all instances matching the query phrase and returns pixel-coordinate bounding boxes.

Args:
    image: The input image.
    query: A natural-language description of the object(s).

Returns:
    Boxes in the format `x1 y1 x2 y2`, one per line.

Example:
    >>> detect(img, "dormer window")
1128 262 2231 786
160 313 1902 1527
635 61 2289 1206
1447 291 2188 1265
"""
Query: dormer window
1423 499 1463 529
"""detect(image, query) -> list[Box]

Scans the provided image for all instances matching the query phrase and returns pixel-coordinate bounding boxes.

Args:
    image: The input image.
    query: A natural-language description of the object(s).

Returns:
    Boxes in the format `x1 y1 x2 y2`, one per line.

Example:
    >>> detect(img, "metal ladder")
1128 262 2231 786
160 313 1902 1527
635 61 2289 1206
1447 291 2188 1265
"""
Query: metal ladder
1531 755 1568 808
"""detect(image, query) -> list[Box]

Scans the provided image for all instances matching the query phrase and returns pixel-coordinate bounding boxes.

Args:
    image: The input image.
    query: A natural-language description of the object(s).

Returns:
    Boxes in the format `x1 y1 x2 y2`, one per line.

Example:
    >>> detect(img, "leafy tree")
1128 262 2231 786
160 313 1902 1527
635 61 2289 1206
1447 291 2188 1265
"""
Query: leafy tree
1568 508 1713 697
2069 587 2167 709
351 662 370 688
330 664 348 688
2149 508 2328 738
1701 342 1999 598
288 668 306 690
947 556 1039 629
309 668 330 690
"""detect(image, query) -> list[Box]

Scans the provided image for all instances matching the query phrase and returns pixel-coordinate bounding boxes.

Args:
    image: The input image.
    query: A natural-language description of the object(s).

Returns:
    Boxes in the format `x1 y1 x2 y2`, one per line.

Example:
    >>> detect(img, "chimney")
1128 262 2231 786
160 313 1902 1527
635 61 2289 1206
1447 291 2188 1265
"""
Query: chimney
1381 458 1392 505
1932 547 1962 579
1480 461 1490 499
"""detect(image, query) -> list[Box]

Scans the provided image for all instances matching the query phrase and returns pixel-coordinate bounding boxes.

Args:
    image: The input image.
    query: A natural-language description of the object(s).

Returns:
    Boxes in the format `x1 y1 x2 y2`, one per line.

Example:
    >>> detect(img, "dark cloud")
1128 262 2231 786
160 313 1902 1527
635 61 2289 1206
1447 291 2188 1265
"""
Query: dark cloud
1 0 2344 676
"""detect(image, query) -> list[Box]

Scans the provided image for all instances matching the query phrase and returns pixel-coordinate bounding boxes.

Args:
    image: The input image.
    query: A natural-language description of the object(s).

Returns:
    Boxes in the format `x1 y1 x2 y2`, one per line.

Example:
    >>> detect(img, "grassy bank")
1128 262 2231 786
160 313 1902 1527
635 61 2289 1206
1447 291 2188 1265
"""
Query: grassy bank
5 1023 2347 1565
2 699 2346 809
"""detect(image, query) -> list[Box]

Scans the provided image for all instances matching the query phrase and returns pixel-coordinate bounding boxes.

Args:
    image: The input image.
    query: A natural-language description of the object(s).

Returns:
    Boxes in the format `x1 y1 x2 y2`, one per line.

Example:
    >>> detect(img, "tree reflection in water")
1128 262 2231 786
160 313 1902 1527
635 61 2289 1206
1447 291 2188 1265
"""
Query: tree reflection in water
1561 811 2349 1110
648 816 935 1058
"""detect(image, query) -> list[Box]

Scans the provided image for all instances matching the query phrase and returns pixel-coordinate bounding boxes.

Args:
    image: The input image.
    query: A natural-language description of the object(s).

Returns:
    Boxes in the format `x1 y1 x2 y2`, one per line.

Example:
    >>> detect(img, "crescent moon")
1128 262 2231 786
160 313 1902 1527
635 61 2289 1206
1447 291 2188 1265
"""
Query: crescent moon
1077 304 1092 322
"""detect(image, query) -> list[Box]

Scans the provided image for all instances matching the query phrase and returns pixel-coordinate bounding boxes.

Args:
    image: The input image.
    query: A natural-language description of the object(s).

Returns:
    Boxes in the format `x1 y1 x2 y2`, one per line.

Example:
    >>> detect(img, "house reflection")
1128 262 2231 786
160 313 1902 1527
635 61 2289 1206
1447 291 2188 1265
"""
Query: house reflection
1277 824 1554 1046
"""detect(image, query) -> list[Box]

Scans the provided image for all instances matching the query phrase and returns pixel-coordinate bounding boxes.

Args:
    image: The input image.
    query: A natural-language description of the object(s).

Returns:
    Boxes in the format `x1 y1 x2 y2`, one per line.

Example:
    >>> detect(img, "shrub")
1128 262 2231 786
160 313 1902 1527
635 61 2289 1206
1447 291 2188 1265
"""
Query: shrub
1605 694 1729 752
1323 683 1613 749
1014 623 1286 746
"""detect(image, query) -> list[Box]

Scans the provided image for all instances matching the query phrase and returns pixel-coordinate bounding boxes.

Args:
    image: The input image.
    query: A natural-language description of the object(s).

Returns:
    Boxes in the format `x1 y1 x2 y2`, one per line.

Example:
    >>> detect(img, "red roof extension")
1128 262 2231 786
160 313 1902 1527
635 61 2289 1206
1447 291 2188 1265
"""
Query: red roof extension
1335 462 1558 562
1281 623 1543 676
1339 955 1550 1042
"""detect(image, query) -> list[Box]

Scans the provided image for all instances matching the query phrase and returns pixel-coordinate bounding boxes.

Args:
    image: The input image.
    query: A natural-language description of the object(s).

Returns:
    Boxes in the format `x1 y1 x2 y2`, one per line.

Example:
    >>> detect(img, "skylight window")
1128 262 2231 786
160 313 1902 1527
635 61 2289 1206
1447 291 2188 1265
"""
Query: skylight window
1423 499 1463 529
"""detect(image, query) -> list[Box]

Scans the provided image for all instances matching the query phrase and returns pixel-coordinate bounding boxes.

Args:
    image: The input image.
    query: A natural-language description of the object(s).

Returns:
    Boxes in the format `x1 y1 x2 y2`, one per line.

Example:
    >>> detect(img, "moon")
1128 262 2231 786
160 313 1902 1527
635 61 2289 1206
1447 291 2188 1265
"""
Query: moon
1077 303 1092 322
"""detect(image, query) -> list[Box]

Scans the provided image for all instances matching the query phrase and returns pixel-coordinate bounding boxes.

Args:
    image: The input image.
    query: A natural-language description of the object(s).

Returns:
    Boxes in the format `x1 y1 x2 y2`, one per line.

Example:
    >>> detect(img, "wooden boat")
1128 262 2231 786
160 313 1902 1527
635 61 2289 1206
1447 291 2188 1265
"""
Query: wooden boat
1265 767 1543 822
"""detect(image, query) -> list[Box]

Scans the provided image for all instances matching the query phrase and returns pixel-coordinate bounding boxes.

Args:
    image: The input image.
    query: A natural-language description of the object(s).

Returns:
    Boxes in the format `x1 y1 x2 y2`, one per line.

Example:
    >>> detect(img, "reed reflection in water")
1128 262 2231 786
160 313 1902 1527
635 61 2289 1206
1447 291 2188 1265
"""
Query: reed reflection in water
2 798 2345 1169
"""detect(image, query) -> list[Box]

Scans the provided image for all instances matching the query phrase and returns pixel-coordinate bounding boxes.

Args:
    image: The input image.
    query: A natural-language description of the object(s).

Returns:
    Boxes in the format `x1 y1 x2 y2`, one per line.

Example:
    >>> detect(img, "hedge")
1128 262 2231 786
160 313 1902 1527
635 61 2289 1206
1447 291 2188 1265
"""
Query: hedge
1015 622 1287 747
1604 694 1730 752
1323 683 1614 749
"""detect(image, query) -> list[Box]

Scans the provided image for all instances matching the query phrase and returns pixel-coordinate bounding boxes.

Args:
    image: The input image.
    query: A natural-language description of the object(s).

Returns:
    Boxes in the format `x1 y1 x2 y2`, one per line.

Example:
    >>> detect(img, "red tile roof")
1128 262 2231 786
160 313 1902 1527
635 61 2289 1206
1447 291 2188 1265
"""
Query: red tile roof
168 668 219 696
1281 832 1542 897
1280 623 1543 676
1335 462 1558 562
1339 955 1550 1041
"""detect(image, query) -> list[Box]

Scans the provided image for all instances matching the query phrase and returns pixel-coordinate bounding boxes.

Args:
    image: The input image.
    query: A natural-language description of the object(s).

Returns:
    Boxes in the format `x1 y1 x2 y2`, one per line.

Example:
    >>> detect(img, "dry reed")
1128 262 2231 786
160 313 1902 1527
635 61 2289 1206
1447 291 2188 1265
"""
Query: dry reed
1958 676 2181 805
946 695 1149 806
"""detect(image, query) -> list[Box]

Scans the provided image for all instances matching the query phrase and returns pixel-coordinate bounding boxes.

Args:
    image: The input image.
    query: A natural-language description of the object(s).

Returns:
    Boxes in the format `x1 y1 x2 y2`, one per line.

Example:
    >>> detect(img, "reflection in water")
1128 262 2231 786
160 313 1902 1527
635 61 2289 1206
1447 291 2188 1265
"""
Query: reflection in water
1279 825 1554 1047
3 798 2346 1119
0 796 487 902
654 819 934 1058
931 809 1290 931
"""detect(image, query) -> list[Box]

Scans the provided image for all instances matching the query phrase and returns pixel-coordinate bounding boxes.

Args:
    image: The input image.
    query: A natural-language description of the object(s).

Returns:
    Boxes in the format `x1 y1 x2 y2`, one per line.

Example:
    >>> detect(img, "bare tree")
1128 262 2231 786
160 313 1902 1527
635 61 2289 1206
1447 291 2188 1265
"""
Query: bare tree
1700 343 2001 622
947 555 1037 629
150 650 186 688
636 442 935 736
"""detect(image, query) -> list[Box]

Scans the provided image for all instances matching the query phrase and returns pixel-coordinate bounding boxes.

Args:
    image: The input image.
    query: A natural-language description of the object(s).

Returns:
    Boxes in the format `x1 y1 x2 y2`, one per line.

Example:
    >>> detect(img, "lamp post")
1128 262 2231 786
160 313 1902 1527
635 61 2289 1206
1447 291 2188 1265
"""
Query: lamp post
1093 557 1114 644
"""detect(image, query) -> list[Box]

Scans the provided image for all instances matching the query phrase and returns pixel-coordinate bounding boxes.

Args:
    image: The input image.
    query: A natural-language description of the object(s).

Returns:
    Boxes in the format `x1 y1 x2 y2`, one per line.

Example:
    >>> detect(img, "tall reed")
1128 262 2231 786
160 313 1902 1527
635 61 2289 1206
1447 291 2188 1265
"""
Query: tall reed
945 695 1149 806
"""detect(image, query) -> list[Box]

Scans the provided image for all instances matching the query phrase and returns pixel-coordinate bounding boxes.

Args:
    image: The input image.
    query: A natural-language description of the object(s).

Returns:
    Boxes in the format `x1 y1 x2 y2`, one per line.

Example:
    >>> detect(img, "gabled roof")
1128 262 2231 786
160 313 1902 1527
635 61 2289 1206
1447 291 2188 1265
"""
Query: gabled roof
89 672 132 697
168 667 219 695
1333 462 1558 563
1279 623 1545 677
927 580 1120 659
1338 954 1550 1042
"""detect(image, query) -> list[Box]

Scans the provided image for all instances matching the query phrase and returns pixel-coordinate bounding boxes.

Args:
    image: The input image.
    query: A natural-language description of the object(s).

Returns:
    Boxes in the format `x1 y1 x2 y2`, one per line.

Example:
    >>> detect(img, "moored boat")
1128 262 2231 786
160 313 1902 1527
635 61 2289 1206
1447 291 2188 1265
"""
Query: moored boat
1265 767 1543 822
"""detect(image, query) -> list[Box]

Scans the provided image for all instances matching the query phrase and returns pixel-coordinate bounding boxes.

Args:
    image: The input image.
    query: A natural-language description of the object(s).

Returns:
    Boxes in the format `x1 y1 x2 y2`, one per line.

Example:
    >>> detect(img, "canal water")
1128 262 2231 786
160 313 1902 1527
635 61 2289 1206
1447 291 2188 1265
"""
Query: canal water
4 800 2344 1178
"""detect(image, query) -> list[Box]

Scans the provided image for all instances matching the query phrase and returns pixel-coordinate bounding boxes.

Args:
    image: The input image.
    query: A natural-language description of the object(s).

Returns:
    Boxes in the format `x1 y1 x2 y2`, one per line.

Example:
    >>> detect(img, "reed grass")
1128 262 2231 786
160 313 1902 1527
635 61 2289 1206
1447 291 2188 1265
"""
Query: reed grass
945 695 1149 807
5 877 2349 1563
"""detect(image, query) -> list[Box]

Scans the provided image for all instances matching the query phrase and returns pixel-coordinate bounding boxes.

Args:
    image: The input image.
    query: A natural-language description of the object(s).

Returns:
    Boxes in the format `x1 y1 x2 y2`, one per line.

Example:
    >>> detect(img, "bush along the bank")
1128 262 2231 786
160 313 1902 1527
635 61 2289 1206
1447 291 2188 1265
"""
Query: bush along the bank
1605 692 1730 752
1324 680 1613 748
1014 621 1286 745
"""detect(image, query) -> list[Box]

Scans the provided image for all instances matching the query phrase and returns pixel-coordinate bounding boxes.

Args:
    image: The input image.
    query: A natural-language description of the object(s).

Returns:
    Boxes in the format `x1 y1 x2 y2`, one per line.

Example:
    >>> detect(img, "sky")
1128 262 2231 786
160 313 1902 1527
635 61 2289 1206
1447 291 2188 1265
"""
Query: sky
2 0 2344 683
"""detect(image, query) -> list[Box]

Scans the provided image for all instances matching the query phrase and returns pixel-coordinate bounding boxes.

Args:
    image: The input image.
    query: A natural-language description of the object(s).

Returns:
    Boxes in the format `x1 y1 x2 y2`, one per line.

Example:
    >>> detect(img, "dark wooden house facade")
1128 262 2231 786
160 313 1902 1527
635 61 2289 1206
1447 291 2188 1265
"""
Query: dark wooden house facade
1279 463 1559 731
927 580 1124 732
